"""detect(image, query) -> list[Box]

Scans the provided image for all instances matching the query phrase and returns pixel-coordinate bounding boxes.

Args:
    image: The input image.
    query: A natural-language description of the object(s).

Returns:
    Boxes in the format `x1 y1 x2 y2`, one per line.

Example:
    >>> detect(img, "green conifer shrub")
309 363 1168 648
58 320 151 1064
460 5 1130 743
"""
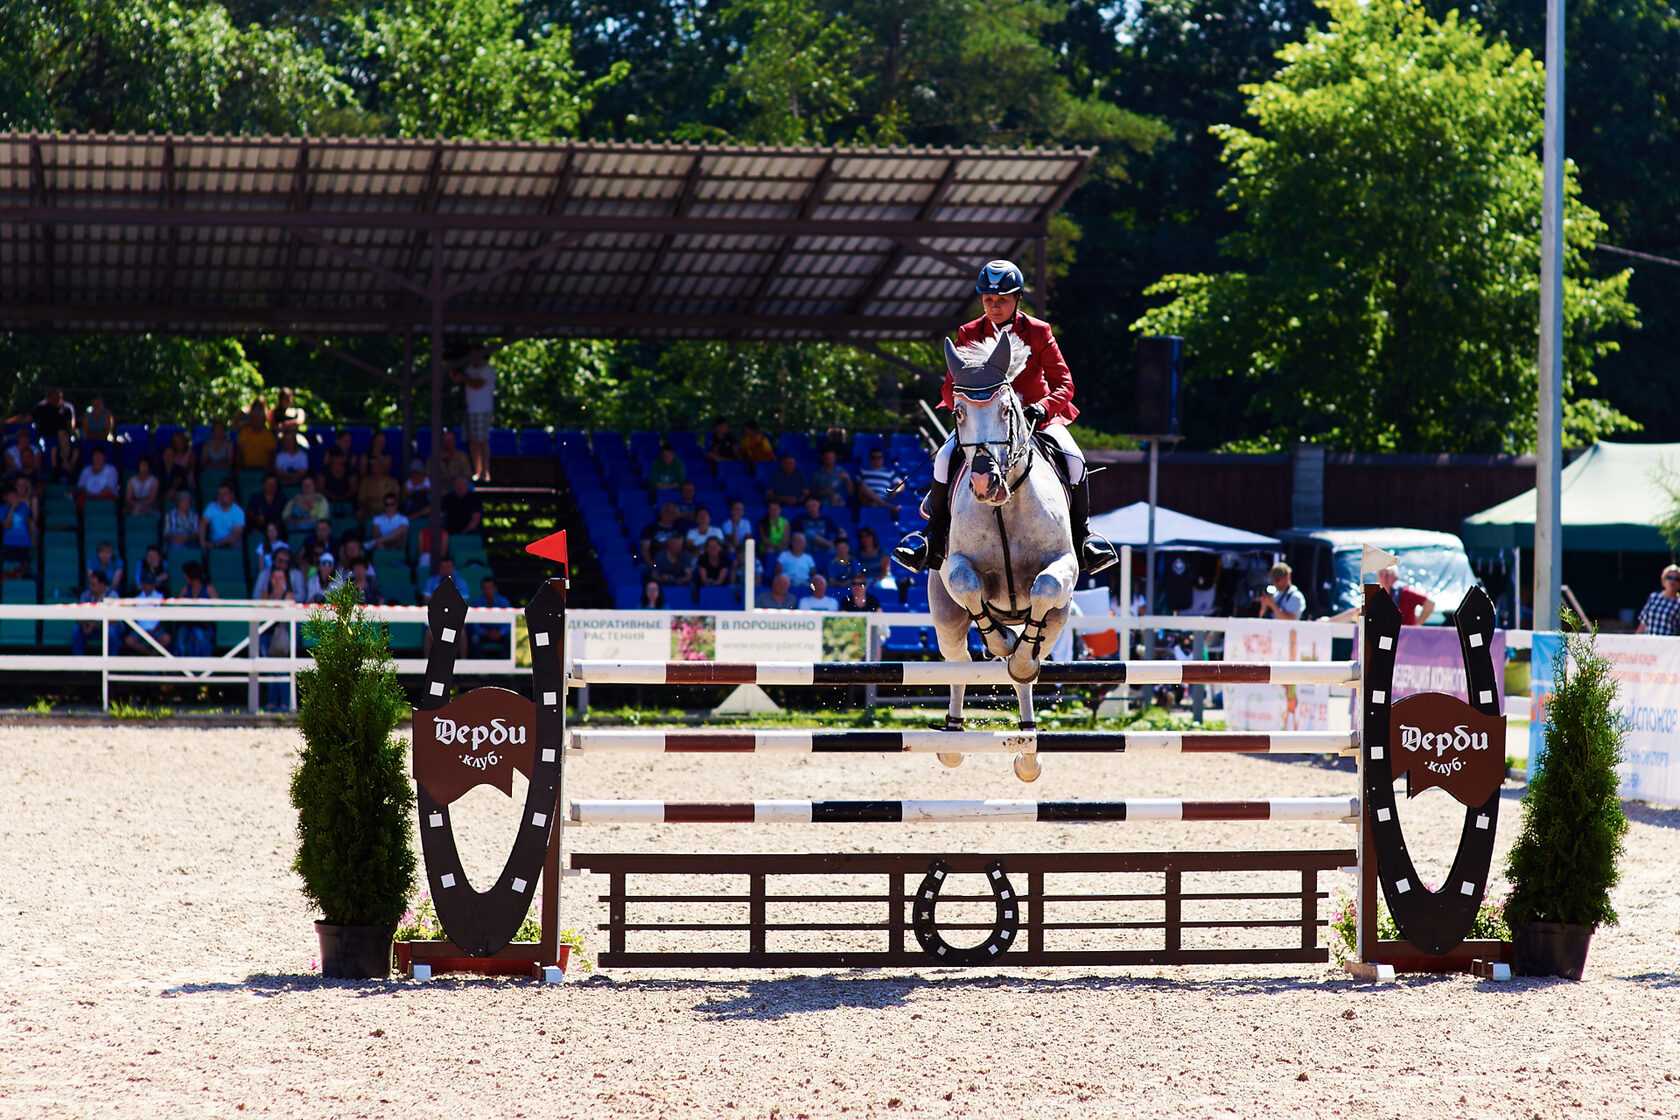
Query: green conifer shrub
1504 614 1629 929
290 581 416 926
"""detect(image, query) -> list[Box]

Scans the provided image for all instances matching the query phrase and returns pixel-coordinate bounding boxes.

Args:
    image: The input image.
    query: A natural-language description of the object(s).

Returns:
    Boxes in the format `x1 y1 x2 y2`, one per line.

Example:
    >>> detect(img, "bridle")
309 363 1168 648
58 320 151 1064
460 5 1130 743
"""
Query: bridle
952 386 1033 492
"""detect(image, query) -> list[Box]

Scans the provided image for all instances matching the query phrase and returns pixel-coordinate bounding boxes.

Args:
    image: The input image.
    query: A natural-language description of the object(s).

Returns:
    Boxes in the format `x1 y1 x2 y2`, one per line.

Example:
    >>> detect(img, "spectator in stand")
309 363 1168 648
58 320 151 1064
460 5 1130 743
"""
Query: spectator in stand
758 500 790 555
125 570 172 656
82 394 116 446
135 544 167 591
440 474 483 558
755 572 797 609
695 537 734 590
318 447 358 513
841 573 881 612
808 448 853 507
357 430 392 481
87 540 124 595
450 350 497 482
720 499 754 556
467 576 512 656
252 530 286 583
638 503 685 571
429 430 472 485
794 497 842 552
198 421 235 473
356 456 401 522
338 537 371 576
256 564 292 709
776 532 815 587
44 427 79 484
347 555 382 606
4 429 37 479
651 536 694 587
1378 564 1433 626
1258 562 1305 621
369 494 410 550
306 552 339 603
856 446 899 513
1 479 35 577
422 556 468 603
797 573 838 611
871 555 904 608
71 569 121 657
7 387 76 443
199 482 247 551
705 417 738 464
274 431 310 486
672 480 700 523
402 458 431 515
268 386 304 435
75 446 119 510
646 443 687 495
158 442 192 504
310 518 338 559
738 419 775 463
854 526 885 570
289 545 317 601
164 490 199 547
764 454 807 507
245 472 285 536
236 400 278 469
174 561 219 656
282 477 329 534
640 580 667 609
685 506 724 555
123 456 160 518
1636 564 1680 636
826 538 861 586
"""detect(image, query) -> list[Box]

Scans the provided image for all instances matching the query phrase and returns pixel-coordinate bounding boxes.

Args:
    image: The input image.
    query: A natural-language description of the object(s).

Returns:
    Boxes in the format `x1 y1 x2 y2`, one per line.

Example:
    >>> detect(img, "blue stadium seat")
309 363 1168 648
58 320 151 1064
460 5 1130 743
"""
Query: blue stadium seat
882 627 927 656
614 586 644 609
628 431 661 464
851 432 885 461
698 585 740 610
338 425 373 455
776 432 811 459
859 507 896 538
662 585 695 610
489 429 518 456
520 429 555 457
668 431 700 456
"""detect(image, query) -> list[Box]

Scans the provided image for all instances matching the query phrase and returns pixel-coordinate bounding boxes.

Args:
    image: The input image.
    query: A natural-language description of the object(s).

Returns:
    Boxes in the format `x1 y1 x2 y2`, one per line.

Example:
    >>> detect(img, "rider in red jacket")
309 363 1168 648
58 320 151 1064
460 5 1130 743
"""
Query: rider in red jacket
893 259 1116 575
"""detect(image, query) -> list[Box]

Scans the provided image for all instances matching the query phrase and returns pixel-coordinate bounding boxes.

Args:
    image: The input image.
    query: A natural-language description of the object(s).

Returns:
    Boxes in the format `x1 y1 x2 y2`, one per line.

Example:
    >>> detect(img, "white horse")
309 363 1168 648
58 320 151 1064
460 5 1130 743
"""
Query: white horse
928 335 1080 782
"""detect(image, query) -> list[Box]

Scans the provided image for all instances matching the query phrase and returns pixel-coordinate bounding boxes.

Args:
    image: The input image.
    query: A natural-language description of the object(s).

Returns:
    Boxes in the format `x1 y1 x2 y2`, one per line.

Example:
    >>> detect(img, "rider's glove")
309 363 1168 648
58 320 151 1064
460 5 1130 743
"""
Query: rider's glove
1022 402 1048 430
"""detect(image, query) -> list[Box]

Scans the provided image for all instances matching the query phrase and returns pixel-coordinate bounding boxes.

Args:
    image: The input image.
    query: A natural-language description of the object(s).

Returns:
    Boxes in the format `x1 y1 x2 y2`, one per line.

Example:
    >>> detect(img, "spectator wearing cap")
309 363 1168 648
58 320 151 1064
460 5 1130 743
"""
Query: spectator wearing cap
764 454 807 507
199 482 246 550
125 569 173 655
1637 564 1680 636
797 574 838 612
646 443 687 495
306 552 338 603
841 574 880 612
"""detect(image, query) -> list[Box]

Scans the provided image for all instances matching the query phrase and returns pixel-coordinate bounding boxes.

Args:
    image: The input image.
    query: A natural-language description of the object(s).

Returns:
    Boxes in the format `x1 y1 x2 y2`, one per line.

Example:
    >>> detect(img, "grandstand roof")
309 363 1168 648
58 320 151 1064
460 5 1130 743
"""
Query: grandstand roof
0 132 1091 342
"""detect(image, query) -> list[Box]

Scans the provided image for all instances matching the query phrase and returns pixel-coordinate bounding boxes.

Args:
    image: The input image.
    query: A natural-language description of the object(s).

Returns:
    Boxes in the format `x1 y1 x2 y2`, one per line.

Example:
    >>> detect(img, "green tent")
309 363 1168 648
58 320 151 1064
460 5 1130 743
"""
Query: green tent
1460 441 1679 552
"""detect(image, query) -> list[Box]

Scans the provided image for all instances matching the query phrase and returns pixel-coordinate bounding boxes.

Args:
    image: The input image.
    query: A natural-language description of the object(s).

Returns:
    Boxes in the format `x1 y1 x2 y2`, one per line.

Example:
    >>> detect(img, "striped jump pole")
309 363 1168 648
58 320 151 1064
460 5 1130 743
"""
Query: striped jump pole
568 796 1360 824
568 659 1360 688
566 728 1358 755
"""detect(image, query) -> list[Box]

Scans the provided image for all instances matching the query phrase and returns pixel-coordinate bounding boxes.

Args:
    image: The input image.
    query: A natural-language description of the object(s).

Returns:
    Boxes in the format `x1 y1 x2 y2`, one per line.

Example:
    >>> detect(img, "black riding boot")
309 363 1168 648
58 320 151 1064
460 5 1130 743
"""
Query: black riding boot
892 479 951 572
1071 475 1117 574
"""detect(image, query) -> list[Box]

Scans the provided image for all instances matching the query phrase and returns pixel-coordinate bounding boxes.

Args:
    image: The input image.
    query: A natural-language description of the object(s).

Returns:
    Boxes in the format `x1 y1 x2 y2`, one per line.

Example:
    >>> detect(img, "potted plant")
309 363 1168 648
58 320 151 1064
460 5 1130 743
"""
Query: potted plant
291 580 417 978
1504 613 1629 979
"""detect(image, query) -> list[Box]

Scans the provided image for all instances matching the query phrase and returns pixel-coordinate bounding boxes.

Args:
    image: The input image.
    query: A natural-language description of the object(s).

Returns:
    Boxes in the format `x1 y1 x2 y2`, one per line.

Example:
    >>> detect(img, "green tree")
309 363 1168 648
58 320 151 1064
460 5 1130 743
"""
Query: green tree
1134 0 1639 454
0 335 269 426
713 0 871 143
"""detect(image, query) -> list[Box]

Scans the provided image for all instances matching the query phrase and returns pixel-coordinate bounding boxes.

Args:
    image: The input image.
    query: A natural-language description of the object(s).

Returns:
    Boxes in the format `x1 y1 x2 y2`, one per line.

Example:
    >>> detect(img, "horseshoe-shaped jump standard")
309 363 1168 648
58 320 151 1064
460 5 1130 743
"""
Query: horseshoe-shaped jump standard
912 858 1020 965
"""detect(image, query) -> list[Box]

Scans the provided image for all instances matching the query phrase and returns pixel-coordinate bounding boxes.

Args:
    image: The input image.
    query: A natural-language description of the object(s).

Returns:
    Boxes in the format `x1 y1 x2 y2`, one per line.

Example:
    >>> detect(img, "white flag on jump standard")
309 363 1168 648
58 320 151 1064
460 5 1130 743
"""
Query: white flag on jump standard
1224 619 1334 732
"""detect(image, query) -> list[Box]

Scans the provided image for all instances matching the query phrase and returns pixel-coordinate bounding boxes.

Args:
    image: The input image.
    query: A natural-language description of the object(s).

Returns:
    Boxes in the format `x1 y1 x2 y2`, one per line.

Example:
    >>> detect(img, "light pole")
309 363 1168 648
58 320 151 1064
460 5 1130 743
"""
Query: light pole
1535 0 1566 631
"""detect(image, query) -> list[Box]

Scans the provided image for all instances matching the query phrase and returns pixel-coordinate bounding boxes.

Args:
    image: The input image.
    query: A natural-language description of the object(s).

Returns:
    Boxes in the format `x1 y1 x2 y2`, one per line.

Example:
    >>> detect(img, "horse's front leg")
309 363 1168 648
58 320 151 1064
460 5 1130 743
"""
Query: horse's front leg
1011 679 1042 783
1006 558 1078 687
944 554 1015 661
929 571 972 767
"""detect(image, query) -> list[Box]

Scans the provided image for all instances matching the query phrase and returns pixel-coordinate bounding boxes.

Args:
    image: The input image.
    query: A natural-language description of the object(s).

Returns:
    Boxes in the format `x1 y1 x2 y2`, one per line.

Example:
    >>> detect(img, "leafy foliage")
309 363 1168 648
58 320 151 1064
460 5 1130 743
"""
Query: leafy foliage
1133 0 1640 453
0 335 268 427
291 580 416 927
1505 614 1629 930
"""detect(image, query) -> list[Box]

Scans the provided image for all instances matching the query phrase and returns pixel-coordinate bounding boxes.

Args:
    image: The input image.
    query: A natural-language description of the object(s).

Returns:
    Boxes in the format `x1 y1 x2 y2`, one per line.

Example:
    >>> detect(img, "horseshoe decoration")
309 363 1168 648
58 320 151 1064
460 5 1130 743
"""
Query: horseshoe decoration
1362 584 1504 956
912 859 1020 965
413 578 567 957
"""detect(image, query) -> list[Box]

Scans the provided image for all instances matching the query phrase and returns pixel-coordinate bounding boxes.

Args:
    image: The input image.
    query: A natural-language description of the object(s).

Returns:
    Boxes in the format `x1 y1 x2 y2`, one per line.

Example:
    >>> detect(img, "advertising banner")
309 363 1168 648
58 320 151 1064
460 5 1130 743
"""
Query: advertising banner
564 610 868 663
1530 632 1680 806
1224 619 1335 731
1392 627 1507 706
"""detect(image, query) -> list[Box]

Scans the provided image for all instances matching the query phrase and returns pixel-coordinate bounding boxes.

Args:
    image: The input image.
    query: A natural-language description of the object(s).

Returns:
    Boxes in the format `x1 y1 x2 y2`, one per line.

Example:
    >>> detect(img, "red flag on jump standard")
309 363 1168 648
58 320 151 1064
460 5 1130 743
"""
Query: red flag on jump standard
525 529 568 567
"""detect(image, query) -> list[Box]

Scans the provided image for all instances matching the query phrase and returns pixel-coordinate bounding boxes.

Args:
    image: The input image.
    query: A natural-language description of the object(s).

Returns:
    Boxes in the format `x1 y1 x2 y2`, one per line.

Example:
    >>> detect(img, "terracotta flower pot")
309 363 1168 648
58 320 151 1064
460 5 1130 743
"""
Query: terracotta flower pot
1512 921 1594 980
315 922 396 979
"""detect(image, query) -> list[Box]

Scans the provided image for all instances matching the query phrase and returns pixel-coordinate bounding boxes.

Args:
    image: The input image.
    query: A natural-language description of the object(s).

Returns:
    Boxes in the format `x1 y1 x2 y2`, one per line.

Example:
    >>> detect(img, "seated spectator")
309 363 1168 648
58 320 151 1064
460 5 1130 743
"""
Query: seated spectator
640 580 667 609
4 429 37 478
235 402 276 470
826 538 862 586
870 555 904 607
402 458 431 515
123 456 160 518
776 532 816 587
855 526 885 569
357 430 392 481
1 479 34 578
808 448 853 507
158 443 192 503
720 499 754 555
274 431 310 486
135 544 168 591
7 387 75 443
651 536 693 586
256 564 293 709
755 572 797 609
198 420 235 472
48 427 79 484
764 454 807 507
467 576 512 656
75 446 119 509
758 501 790 554
252 535 287 589
705 417 738 463
347 555 383 606
174 561 220 656
840 573 881 612
335 538 369 579
739 418 775 463
441 474 483 539
428 430 472 485
281 477 329 534
164 490 199 547
287 545 316 602
71 569 121 656
83 394 116 446
199 483 246 550
638 504 685 571
422 556 468 603
305 552 338 603
310 518 337 558
268 386 304 435
857 446 899 512
124 570 173 655
356 456 401 522
369 494 410 549
318 448 358 512
685 507 724 555
794 497 842 552
797 573 838 612
245 473 285 535
695 537 734 589
646 443 686 494
672 480 700 523
87 540 124 595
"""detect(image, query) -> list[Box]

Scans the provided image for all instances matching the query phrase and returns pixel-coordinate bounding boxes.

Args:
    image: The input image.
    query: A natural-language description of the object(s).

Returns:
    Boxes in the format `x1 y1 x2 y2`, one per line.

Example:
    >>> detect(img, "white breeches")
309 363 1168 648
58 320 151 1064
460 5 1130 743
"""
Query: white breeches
932 425 1084 485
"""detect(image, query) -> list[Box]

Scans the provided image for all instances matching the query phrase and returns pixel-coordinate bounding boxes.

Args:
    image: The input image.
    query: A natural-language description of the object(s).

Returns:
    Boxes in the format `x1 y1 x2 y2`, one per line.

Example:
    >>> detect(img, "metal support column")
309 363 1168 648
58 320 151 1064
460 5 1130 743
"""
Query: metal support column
1535 0 1566 632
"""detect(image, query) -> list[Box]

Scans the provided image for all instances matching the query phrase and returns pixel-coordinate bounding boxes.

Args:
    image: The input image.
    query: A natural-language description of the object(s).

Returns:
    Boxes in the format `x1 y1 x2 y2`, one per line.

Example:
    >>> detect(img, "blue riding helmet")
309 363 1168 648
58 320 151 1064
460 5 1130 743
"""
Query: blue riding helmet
975 260 1026 296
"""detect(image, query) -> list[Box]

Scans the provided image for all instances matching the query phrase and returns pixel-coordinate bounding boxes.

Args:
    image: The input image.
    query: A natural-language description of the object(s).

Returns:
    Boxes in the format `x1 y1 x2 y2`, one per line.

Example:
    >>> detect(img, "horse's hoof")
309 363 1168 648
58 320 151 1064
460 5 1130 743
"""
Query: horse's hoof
1013 753 1043 783
1018 721 1036 732
938 752 964 768
935 717 965 732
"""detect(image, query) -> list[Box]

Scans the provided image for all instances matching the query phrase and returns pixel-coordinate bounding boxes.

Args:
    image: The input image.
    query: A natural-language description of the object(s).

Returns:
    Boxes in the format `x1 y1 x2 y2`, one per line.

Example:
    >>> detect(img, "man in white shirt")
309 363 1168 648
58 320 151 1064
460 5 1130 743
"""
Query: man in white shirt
274 432 310 485
797 573 838 612
776 532 816 587
451 352 496 483
76 446 119 507
369 494 410 549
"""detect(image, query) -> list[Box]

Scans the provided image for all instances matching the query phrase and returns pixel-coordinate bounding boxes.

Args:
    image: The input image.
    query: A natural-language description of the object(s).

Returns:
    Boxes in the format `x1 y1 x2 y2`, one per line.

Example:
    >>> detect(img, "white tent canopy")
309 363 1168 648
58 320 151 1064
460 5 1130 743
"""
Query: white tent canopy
1090 501 1281 551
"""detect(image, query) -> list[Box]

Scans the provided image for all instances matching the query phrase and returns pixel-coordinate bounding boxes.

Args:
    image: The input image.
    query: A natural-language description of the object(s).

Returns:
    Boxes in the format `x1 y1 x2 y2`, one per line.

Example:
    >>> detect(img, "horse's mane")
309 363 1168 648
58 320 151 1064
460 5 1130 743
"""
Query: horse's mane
952 332 1028 383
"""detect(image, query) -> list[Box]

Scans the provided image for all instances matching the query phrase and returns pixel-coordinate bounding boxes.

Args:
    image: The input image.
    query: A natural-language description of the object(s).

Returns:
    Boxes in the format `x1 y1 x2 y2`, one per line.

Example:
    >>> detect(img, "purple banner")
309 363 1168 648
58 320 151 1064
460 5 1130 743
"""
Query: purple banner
1390 627 1506 706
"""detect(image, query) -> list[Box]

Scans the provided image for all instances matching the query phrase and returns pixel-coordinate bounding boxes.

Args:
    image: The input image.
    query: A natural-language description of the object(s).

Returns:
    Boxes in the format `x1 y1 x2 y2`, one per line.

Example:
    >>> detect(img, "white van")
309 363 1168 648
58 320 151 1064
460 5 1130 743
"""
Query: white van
1274 528 1478 624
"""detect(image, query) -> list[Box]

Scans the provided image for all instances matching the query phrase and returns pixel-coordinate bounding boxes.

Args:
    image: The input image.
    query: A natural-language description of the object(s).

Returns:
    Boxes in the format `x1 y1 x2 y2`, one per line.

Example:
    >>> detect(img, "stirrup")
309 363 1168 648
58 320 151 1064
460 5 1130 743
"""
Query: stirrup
892 534 931 572
1080 535 1118 575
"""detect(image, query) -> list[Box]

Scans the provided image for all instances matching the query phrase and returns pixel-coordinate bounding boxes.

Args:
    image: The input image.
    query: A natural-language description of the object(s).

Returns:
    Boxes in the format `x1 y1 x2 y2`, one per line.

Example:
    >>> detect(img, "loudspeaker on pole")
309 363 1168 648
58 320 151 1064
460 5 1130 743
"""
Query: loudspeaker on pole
1135 336 1184 437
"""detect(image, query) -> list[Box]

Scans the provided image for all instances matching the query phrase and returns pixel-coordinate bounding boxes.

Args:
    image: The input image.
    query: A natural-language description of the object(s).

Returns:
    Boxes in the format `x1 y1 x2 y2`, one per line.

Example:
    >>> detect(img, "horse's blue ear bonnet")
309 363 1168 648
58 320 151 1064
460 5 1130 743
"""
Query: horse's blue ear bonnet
945 337 1012 397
